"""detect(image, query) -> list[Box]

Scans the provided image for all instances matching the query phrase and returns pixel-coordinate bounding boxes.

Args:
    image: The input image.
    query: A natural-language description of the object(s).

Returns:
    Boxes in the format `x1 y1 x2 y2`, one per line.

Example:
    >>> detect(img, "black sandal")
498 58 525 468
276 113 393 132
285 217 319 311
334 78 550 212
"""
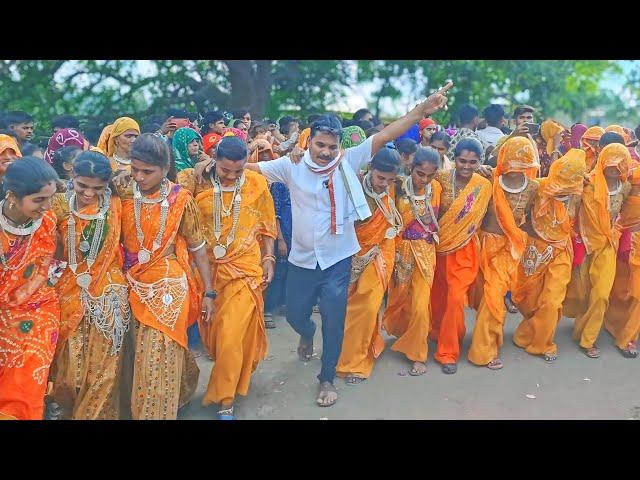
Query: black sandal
621 342 638 358
264 313 276 329
345 375 365 385
543 353 558 363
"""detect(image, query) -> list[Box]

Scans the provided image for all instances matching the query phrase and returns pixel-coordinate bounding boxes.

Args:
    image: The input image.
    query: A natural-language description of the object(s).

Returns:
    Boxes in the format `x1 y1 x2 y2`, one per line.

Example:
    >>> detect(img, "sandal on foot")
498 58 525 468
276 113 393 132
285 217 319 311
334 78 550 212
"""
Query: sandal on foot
312 305 320 314
217 407 235 420
345 375 365 385
621 342 638 358
543 353 558 363
316 382 338 407
441 363 457 375
409 362 427 376
504 298 519 314
264 313 276 329
486 358 503 370
583 346 600 358
297 337 313 362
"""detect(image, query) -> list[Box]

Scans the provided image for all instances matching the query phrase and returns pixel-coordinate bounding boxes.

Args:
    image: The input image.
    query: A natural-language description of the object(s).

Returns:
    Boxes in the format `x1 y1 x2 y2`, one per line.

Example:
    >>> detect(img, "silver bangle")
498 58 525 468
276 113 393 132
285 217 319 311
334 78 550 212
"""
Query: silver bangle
188 240 206 253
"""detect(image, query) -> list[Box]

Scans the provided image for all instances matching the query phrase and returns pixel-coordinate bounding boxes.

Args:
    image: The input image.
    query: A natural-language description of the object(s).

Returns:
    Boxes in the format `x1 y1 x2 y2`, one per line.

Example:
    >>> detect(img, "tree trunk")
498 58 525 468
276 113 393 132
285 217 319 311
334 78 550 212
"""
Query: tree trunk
224 60 274 118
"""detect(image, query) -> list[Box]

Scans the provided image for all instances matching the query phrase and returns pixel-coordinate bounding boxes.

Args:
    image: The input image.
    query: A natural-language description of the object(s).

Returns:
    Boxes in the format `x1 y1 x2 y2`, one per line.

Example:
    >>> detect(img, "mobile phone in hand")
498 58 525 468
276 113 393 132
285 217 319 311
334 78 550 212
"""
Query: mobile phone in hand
523 122 540 135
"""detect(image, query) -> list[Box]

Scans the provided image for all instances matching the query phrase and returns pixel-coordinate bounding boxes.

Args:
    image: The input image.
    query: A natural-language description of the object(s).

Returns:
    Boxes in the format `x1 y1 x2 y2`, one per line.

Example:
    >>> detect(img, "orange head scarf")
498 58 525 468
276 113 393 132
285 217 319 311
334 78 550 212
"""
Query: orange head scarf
298 127 311 150
105 117 140 157
580 126 604 169
494 136 540 258
248 139 276 163
96 124 113 154
588 143 631 244
541 119 568 156
0 134 21 175
0 134 21 157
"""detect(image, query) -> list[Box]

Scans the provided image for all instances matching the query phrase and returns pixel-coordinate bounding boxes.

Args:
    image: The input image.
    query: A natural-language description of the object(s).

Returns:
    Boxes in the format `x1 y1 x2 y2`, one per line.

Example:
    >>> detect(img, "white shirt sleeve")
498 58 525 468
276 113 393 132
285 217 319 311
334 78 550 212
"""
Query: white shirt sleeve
345 135 374 171
257 156 292 185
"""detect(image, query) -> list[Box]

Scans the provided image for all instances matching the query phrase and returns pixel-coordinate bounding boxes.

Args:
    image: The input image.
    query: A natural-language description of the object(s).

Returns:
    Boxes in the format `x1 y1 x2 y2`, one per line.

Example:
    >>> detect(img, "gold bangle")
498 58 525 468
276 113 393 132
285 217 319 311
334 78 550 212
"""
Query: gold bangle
262 255 276 264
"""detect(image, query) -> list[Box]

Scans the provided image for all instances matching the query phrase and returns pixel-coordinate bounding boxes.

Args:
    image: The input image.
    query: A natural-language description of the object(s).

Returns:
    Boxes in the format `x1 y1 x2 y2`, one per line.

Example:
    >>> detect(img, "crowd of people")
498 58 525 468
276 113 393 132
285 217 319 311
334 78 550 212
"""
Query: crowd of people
2 80 640 421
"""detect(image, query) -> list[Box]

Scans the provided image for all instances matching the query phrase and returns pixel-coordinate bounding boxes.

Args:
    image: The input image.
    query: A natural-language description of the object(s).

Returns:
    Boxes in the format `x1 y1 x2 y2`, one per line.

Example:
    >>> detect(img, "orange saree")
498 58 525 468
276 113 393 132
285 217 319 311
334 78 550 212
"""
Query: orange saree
564 144 631 350
468 137 539 366
0 211 59 420
121 181 202 419
383 179 442 365
430 169 492 365
336 185 398 379
195 170 276 406
513 150 586 357
50 192 131 419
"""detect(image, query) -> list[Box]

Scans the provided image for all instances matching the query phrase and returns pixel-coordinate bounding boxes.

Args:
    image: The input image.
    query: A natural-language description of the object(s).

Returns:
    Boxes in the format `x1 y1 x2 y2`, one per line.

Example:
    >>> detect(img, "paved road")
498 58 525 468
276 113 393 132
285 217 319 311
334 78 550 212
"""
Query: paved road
178 309 640 420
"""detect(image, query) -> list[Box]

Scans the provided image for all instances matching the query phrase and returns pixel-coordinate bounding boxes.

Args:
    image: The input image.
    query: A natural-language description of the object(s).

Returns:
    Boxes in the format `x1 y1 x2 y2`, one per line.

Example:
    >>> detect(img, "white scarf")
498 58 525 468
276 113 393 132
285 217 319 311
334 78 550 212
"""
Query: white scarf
303 150 371 234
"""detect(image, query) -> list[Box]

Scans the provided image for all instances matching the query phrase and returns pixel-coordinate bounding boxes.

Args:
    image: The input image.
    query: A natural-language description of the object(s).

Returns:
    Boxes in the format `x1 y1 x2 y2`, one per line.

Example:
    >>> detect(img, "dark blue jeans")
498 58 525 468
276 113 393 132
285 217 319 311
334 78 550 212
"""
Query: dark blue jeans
265 260 288 314
286 256 352 384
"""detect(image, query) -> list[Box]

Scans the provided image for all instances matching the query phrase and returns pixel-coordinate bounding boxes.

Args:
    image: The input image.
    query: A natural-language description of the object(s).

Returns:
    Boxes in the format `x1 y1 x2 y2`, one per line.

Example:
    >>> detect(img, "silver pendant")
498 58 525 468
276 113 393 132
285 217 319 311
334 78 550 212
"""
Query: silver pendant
138 249 151 264
162 293 173 306
76 273 92 289
79 240 91 253
385 227 397 239
213 245 227 259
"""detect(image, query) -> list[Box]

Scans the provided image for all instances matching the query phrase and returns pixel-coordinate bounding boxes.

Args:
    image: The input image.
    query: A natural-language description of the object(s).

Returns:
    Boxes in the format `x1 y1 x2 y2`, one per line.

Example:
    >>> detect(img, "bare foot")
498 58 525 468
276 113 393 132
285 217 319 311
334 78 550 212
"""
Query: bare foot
409 361 427 376
316 381 338 407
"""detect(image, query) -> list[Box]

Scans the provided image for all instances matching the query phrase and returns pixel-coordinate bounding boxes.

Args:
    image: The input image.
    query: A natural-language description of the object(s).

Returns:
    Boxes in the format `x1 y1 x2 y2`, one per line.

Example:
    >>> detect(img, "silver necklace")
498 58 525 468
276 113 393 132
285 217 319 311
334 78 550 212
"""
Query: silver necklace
0 200 39 272
113 154 131 166
211 170 243 259
133 179 170 264
362 173 403 239
405 176 439 238
0 200 42 235
67 190 110 289
499 175 528 194
608 180 622 196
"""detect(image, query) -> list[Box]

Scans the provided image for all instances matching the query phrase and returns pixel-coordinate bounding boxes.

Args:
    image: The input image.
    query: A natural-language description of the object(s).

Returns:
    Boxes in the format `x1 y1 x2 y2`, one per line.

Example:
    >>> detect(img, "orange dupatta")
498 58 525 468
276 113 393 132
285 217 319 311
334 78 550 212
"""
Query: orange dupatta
0 211 59 385
493 136 540 259
581 126 605 171
436 171 492 254
580 143 630 254
532 149 586 247
122 182 201 347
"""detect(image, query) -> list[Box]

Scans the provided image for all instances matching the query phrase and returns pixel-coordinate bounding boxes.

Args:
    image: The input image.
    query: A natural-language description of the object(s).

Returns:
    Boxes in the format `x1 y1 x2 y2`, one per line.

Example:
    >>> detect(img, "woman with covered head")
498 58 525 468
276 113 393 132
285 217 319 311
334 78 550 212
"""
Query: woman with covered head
467 136 540 370
564 143 632 358
379 147 441 377
538 119 570 177
172 127 209 172
429 138 492 374
119 133 214 419
43 128 86 165
604 166 640 357
0 134 22 197
418 118 437 147
98 117 140 173
0 158 60 419
49 151 131 419
580 126 605 171
512 149 586 362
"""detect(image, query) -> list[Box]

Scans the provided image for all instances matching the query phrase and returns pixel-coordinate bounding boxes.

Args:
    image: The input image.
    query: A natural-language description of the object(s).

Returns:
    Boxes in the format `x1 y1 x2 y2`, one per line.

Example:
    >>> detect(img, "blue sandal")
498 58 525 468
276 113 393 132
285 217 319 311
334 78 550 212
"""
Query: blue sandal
217 407 235 420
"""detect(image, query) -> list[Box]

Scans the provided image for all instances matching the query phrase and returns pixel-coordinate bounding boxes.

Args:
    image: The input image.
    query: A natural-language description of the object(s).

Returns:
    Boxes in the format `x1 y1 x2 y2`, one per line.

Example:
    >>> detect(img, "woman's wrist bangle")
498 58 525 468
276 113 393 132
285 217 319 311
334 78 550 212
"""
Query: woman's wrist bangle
262 255 276 264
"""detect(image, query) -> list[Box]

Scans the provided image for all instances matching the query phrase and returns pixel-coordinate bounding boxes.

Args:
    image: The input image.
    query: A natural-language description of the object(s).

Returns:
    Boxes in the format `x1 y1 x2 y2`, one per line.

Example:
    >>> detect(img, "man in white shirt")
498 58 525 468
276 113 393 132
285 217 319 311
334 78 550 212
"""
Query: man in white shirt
246 84 452 407
477 104 507 147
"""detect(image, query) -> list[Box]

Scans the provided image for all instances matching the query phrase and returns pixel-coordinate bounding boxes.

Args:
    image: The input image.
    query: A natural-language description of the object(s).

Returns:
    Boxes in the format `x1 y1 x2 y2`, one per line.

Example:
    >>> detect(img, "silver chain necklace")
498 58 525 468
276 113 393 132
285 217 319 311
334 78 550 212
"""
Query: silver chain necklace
210 170 244 259
362 173 403 239
67 190 110 289
112 154 131 166
133 179 170 264
405 176 439 238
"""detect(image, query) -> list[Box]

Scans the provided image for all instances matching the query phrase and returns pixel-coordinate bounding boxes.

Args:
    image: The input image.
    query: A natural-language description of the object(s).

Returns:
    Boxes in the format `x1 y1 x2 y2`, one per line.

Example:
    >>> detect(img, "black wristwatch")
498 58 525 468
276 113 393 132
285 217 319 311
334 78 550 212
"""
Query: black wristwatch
204 290 218 299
